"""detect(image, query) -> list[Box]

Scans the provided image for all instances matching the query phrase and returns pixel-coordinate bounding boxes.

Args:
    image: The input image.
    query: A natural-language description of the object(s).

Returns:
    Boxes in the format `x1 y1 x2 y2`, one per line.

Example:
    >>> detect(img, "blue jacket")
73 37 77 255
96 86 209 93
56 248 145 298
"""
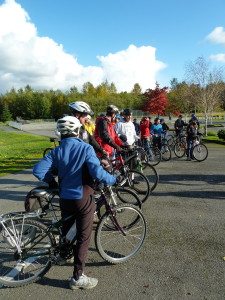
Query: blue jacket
33 137 116 199
150 124 163 138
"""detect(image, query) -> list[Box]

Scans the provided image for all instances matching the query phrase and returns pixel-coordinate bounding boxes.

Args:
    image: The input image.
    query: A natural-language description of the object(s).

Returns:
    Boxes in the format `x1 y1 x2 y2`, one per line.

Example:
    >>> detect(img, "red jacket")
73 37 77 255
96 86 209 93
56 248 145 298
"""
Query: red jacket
94 117 123 156
140 120 151 139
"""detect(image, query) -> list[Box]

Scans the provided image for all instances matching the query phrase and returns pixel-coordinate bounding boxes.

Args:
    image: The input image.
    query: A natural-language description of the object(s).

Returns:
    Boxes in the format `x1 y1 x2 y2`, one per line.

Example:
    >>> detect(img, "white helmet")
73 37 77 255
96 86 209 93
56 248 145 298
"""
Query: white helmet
69 101 94 115
57 116 82 136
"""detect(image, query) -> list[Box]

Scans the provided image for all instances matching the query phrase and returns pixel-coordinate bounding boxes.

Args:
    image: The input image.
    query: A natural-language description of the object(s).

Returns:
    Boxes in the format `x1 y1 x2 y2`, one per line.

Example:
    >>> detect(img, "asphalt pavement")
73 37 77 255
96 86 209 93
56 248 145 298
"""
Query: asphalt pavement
0 126 225 299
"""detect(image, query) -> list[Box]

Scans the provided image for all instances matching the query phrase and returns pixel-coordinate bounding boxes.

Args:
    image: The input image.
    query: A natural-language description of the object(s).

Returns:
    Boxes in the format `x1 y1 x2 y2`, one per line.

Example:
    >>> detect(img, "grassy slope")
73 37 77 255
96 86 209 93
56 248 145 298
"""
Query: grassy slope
0 128 50 176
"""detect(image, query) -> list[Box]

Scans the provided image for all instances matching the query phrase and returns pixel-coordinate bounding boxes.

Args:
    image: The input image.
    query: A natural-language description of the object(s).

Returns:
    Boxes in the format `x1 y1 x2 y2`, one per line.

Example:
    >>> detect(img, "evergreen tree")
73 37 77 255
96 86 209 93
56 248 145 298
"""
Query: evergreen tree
0 103 13 122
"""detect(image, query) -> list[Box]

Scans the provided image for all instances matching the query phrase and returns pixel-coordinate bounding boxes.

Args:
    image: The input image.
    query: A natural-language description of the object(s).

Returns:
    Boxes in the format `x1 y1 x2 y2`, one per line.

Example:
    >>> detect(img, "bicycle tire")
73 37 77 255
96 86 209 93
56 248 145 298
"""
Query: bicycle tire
140 162 159 192
120 170 150 203
115 187 142 207
135 147 148 163
95 204 146 264
43 148 52 157
148 146 161 166
160 144 171 161
174 141 186 158
167 135 175 149
191 143 208 162
0 218 55 287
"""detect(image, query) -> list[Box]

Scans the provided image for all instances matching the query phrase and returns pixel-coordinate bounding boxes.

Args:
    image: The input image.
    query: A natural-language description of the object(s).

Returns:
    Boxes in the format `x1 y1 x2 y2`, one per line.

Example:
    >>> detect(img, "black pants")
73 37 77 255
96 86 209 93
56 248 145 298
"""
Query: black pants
59 185 96 280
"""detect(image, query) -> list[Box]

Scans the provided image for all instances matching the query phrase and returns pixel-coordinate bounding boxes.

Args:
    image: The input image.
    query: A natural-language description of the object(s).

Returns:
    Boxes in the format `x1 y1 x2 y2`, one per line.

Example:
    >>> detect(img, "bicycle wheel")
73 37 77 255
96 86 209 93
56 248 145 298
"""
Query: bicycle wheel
115 187 142 207
43 148 52 157
95 204 146 264
0 218 55 287
161 144 171 161
167 135 175 149
121 170 150 203
148 146 161 166
135 147 148 163
140 162 159 192
191 143 208 162
174 141 186 158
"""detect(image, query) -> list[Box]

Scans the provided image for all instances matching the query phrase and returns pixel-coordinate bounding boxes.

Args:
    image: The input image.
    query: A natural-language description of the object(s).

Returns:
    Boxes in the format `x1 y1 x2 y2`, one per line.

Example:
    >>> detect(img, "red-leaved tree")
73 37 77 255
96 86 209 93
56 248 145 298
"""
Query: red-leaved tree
142 83 168 116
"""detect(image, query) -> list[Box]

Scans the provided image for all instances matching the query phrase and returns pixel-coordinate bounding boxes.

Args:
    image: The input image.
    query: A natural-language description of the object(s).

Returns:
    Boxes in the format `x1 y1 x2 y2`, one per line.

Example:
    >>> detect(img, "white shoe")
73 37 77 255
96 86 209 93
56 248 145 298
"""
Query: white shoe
69 274 98 289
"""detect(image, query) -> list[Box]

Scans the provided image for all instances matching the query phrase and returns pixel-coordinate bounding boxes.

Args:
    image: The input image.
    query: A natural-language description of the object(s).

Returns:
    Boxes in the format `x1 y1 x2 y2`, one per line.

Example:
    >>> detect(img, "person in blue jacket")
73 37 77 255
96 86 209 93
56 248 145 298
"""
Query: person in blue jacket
150 117 163 148
33 116 116 290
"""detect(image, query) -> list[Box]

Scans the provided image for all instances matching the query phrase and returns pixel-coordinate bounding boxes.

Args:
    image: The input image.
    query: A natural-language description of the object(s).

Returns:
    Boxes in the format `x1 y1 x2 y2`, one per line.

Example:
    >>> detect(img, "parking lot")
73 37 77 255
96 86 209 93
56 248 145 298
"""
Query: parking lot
0 141 225 299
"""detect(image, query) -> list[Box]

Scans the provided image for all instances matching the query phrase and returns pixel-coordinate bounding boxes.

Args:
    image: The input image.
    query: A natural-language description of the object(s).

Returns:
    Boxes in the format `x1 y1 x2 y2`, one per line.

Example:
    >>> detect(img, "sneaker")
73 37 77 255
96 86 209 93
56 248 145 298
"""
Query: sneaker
56 255 74 266
186 157 191 161
69 274 98 290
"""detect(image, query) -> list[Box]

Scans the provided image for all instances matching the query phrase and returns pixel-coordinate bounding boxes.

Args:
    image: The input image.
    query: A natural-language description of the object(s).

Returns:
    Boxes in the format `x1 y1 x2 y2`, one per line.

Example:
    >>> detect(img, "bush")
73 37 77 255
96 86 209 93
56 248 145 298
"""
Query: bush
217 129 225 141
207 131 217 136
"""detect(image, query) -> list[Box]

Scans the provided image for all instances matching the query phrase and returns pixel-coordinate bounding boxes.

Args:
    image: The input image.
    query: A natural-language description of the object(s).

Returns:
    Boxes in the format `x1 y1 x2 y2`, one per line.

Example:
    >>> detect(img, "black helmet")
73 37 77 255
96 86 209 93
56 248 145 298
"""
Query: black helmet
123 108 132 116
106 105 119 115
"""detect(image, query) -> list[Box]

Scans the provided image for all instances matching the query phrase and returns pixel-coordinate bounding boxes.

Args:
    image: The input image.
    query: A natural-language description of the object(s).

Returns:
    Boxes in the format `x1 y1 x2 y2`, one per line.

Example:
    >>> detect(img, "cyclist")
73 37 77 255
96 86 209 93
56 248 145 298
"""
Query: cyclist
186 118 199 161
69 101 108 157
133 118 140 136
174 115 187 136
115 108 139 146
160 118 169 132
140 116 153 158
84 115 95 135
151 117 163 148
33 116 116 290
94 105 124 157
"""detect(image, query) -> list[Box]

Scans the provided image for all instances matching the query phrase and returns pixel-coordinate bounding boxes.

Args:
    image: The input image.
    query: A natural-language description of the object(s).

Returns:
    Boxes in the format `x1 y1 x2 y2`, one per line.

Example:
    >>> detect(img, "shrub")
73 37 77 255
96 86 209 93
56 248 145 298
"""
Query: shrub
207 131 217 136
217 129 225 141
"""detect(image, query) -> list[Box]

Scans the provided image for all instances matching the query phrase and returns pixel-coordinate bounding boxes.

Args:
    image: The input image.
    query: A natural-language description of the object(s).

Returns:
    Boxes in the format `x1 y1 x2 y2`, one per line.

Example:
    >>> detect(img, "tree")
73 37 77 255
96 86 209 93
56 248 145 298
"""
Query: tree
0 103 13 122
142 83 168 116
185 56 224 135
131 83 142 95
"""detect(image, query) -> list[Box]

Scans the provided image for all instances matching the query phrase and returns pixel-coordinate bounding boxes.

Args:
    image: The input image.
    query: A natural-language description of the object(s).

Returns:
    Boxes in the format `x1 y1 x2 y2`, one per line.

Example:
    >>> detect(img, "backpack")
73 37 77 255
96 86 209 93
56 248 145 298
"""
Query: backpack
24 186 59 213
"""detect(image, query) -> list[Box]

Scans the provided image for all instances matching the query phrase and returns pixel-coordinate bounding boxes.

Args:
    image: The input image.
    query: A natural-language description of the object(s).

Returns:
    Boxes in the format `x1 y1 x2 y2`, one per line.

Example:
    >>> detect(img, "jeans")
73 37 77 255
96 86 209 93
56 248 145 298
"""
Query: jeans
186 139 193 158
142 139 153 157
59 185 96 280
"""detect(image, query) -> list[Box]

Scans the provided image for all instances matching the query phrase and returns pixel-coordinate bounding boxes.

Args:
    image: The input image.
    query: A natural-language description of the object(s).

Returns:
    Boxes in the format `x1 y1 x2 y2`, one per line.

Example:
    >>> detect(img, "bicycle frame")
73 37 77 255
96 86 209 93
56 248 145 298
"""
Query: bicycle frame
0 187 127 261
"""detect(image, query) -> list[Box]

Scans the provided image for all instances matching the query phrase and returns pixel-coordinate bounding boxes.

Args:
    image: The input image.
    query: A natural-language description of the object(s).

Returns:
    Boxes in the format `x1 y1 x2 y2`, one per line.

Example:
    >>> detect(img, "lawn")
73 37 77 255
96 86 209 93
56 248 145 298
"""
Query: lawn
0 127 50 176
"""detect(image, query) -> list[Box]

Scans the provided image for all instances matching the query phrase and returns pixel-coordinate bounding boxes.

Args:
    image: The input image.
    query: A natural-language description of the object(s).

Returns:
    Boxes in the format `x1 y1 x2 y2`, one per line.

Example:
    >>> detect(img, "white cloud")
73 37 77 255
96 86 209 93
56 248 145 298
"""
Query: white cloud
0 0 166 93
206 27 225 44
209 54 225 62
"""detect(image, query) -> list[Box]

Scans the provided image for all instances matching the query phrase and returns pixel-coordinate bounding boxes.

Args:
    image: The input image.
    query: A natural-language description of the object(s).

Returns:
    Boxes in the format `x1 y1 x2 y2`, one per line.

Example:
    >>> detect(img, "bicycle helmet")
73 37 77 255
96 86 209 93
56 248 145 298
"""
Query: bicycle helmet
106 105 119 115
57 116 82 136
69 101 94 116
123 108 132 116
160 118 165 122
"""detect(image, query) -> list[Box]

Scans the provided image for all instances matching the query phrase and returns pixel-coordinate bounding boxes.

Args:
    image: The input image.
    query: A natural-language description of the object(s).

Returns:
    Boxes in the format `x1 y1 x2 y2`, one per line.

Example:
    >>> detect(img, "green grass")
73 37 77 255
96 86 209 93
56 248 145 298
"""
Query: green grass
0 127 51 176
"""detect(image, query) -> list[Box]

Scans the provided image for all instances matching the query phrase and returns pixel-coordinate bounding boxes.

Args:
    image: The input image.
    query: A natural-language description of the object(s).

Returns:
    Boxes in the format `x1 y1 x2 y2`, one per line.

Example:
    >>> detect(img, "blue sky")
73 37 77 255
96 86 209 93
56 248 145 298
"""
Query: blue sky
0 0 225 93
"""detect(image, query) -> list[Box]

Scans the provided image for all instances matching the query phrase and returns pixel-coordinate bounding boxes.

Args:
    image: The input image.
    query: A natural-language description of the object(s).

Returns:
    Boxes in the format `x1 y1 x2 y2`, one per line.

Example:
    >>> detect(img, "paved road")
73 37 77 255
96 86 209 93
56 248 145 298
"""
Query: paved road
0 144 225 299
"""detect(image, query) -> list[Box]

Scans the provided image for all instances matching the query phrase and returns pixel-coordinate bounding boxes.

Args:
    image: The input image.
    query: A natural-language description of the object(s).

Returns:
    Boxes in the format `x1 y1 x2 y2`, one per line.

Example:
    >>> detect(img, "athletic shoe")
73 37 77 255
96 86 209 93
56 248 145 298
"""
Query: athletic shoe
186 157 191 161
69 274 98 290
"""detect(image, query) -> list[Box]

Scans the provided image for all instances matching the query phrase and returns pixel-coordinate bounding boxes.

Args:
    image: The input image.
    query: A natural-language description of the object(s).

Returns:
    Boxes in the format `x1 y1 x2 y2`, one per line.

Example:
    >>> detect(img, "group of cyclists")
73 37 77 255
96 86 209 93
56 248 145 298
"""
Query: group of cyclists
33 100 201 290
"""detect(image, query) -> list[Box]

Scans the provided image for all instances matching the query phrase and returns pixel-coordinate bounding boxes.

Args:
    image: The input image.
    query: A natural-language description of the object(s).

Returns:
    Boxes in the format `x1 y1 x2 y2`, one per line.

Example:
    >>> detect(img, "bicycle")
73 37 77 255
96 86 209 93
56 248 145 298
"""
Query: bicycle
138 141 162 166
174 134 208 162
109 151 151 203
43 138 59 157
0 186 146 288
121 147 159 193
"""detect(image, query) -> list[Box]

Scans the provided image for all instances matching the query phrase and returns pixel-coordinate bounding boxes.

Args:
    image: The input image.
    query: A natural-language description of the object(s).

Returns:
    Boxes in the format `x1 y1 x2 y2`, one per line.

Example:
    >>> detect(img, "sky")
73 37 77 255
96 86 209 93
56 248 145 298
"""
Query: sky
1 0 225 94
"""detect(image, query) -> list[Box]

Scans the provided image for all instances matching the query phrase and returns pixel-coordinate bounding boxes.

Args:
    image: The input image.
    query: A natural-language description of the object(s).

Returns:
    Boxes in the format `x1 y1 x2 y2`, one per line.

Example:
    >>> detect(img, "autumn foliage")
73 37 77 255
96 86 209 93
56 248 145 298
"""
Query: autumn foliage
142 84 168 116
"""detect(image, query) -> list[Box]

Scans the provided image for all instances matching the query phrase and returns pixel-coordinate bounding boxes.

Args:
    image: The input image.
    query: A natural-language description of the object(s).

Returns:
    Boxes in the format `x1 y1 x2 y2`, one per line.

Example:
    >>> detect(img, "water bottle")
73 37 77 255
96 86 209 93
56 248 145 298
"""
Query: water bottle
66 222 77 242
